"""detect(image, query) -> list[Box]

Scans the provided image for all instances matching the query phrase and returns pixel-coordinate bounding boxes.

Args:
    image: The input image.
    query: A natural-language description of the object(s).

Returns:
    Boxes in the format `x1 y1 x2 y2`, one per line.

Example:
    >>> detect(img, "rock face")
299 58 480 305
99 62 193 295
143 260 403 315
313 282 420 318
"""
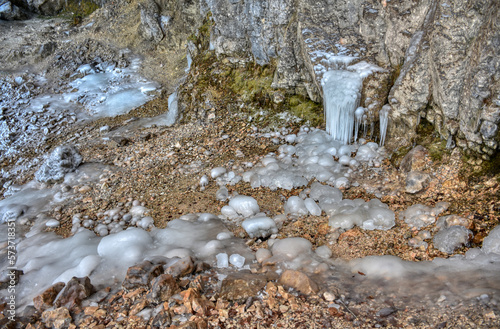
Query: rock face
197 0 499 156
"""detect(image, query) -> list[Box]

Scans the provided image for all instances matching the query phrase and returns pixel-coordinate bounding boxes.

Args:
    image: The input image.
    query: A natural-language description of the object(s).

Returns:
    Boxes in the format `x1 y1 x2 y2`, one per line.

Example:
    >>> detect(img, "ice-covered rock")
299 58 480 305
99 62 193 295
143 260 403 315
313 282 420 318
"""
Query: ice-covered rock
400 202 449 229
242 216 278 238
211 167 227 178
35 145 83 183
482 226 500 255
329 199 395 231
229 254 246 268
271 238 313 259
433 226 473 254
229 196 260 217
216 253 229 268
285 196 308 216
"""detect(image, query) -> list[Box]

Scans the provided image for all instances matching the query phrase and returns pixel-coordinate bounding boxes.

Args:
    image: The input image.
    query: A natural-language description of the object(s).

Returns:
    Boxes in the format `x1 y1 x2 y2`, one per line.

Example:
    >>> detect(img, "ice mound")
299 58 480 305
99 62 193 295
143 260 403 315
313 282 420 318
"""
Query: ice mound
242 216 278 238
7 212 254 311
35 145 83 183
228 196 260 217
328 199 395 231
285 196 308 216
482 226 500 254
400 202 449 229
350 255 430 278
271 237 313 259
433 226 473 254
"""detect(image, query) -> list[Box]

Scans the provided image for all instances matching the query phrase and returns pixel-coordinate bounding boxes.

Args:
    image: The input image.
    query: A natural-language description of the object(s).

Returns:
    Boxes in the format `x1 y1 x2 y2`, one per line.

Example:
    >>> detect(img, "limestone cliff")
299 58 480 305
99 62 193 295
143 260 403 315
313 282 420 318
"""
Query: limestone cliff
200 0 499 157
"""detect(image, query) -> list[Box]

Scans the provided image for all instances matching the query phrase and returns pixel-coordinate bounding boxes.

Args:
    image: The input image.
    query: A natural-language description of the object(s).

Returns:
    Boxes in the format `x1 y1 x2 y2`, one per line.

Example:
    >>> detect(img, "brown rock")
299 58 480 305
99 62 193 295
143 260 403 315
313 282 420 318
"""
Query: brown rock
219 271 268 301
164 256 195 278
150 274 179 303
400 145 429 173
33 282 66 312
278 269 319 295
151 309 172 328
122 260 163 290
42 307 72 329
405 171 432 194
54 277 94 310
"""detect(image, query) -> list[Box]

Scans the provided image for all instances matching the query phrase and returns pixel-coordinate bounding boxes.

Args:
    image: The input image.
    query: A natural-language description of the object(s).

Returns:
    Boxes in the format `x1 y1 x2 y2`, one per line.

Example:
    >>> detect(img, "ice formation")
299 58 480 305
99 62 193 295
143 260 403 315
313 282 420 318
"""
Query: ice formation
400 202 449 229
482 226 500 254
433 226 473 254
35 145 83 183
328 199 395 231
379 105 390 146
228 195 260 217
321 70 362 144
242 216 278 238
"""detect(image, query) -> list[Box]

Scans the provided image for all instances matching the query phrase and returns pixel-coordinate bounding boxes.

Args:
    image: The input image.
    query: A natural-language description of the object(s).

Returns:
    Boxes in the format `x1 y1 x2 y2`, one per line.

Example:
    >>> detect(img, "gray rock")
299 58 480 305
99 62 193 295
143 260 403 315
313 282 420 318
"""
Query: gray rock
35 145 83 183
400 145 429 173
138 0 164 43
0 0 25 20
480 120 498 139
405 171 431 194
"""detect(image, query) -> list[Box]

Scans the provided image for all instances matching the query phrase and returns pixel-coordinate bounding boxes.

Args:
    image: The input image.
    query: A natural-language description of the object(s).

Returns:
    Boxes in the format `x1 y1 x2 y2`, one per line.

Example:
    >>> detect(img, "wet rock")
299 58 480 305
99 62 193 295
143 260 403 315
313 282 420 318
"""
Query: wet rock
164 256 195 278
122 260 163 290
278 269 319 295
400 146 429 173
220 271 268 301
405 171 432 194
35 145 82 183
55 277 94 310
41 307 72 329
33 282 66 312
150 274 179 303
436 215 472 230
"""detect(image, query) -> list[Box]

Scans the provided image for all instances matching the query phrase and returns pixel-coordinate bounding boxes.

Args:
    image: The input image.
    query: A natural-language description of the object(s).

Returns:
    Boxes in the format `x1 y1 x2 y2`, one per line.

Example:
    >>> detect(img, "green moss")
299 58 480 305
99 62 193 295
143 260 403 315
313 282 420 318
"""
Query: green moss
390 145 412 168
60 0 100 25
288 95 323 127
415 118 450 162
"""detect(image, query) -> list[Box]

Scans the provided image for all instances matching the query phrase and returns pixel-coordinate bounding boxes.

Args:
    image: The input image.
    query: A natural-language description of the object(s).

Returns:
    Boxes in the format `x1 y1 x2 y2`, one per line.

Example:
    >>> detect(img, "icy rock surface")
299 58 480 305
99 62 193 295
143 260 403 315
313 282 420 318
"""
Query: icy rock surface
242 216 278 238
328 199 395 231
433 226 473 254
35 145 83 183
482 226 500 255
400 202 449 229
228 195 260 217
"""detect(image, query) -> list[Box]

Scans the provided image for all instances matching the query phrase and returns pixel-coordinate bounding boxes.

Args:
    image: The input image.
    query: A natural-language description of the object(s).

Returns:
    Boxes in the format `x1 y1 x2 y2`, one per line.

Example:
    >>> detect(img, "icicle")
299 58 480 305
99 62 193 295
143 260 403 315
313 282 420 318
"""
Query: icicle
354 107 365 142
362 114 368 138
379 105 391 147
321 70 362 144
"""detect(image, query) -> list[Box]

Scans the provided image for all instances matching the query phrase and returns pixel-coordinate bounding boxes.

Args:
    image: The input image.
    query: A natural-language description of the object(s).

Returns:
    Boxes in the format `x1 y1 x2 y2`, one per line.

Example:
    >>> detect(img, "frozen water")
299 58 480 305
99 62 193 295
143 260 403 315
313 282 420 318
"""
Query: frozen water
241 216 278 238
379 105 390 146
433 226 473 254
229 254 246 268
400 202 449 229
329 198 395 230
321 70 362 144
304 198 322 216
211 167 227 178
35 145 82 183
482 225 500 254
285 196 308 216
271 237 313 259
216 253 229 268
228 195 260 217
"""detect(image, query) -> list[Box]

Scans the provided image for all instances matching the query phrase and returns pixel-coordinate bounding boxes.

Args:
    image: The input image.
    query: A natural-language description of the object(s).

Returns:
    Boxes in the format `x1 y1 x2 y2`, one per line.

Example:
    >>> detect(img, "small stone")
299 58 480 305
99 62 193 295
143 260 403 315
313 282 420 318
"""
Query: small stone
34 282 66 312
42 307 72 329
376 307 396 317
220 271 268 301
150 274 179 303
484 310 496 320
122 260 163 290
55 277 94 310
78 185 91 193
164 256 195 278
405 171 431 194
323 291 336 302
278 269 319 295
400 145 429 172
